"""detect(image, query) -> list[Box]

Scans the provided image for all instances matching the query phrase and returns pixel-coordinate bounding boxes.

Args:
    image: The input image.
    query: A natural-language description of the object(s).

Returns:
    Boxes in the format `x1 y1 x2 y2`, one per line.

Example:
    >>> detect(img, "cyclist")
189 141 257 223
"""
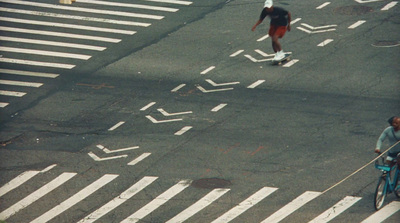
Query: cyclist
375 116 400 165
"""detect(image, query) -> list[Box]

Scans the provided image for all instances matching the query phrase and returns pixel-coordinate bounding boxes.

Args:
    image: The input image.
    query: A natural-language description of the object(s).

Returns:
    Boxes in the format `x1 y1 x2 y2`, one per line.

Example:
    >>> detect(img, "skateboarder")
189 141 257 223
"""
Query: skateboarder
251 0 291 61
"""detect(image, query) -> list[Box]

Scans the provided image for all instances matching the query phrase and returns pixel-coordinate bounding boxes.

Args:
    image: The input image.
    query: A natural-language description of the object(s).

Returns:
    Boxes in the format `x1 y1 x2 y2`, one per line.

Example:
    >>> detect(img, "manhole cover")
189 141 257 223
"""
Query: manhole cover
191 178 232 189
372 41 400 47
334 5 373 15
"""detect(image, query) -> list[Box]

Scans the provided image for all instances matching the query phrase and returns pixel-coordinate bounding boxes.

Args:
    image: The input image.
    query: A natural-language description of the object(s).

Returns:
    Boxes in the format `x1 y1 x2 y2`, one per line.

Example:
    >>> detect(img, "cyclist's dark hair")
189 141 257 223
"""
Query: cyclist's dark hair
388 116 397 125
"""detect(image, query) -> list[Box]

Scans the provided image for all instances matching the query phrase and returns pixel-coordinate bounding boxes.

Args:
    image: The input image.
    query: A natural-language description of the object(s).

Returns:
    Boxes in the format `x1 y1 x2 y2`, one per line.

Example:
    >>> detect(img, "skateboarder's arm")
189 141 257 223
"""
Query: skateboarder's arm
252 19 263 31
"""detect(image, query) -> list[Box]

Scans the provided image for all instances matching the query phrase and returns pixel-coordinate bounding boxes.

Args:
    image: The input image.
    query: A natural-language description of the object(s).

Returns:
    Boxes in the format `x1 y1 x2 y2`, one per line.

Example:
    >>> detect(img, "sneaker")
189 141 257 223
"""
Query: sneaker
273 51 285 61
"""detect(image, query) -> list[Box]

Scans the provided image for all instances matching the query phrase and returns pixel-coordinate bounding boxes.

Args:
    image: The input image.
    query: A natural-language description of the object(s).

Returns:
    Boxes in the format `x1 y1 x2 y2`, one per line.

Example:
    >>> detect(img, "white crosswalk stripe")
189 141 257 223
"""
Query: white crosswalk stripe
0 0 193 108
1 167 400 223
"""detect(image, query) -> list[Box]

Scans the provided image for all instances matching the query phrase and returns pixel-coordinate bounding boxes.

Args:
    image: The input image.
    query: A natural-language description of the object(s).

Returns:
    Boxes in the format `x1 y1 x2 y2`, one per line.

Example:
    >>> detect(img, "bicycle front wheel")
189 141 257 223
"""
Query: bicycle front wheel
374 176 387 210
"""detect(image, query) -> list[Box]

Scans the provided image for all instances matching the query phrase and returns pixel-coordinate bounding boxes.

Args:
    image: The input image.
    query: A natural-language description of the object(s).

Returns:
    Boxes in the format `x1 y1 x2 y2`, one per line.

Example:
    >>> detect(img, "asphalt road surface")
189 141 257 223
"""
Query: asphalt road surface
1 0 399 223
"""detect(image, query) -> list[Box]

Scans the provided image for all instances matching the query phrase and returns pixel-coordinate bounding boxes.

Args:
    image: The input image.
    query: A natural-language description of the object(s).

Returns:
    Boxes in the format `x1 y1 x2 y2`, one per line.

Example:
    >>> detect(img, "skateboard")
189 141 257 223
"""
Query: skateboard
271 53 292 65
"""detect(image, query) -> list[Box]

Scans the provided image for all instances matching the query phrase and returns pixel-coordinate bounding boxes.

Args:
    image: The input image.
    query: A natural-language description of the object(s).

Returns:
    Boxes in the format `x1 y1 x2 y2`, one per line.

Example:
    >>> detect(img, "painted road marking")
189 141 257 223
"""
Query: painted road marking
0 46 91 60
0 26 121 43
140 102 156 111
0 103 9 108
257 34 269 42
318 39 334 47
361 201 400 223
211 103 227 112
247 80 265 89
201 66 216 75
157 108 193 116
88 152 128 161
308 196 362 223
283 59 299 67
171 84 186 92
255 49 274 57
211 187 278 223
1 0 164 20
0 57 75 69
381 1 398 10
166 188 230 223
0 69 59 78
144 0 193 5
297 23 336 34
0 79 43 88
291 18 302 25
196 84 234 93
121 180 191 223
205 79 240 86
127 153 152 166
30 174 118 223
77 0 179 12
230 50 244 57
261 191 322 223
316 2 331 9
348 20 366 29
175 126 193 135
0 16 136 35
0 90 26 97
96 145 139 153
0 172 77 220
77 176 158 223
0 36 106 51
146 115 183 123
0 164 55 196
0 7 151 27
108 121 125 131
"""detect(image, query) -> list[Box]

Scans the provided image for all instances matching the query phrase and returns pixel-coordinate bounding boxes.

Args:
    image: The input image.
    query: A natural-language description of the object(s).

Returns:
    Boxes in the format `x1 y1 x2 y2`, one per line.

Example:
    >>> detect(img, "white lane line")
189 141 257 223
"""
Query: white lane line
167 188 230 223
0 57 75 69
230 50 244 57
0 46 91 60
247 80 265 89
0 17 135 35
211 103 227 112
0 171 40 197
318 39 334 47
171 84 186 92
283 59 299 67
255 49 274 57
144 0 193 5
0 69 59 78
0 90 26 97
108 121 125 131
308 196 362 223
205 79 240 86
1 0 164 20
0 102 9 107
140 102 156 111
201 66 216 75
0 172 77 220
158 108 192 116
77 176 158 223
381 1 398 11
78 0 179 12
0 79 43 88
361 201 400 223
96 145 139 153
30 174 118 223
0 165 56 197
316 2 331 9
88 152 128 161
0 7 151 27
261 191 322 223
0 26 120 43
0 36 105 51
257 34 269 42
175 126 192 135
291 18 302 25
127 153 152 166
146 115 183 123
211 187 278 223
121 180 191 223
348 20 366 29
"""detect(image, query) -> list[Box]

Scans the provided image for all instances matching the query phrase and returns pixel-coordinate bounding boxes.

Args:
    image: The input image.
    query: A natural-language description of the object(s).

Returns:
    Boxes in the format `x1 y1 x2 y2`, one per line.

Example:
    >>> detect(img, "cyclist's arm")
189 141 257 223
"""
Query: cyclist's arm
376 127 390 153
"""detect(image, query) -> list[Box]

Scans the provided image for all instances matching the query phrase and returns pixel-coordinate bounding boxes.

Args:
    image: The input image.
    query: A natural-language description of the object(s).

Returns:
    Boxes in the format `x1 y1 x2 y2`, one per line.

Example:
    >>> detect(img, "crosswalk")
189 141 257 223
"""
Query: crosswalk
0 0 193 108
1 165 399 223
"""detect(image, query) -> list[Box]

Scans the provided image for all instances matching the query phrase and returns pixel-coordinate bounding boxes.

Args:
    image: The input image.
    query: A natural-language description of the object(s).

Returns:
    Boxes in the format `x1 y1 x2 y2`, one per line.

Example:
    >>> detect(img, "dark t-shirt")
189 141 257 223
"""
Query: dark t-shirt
259 7 289 26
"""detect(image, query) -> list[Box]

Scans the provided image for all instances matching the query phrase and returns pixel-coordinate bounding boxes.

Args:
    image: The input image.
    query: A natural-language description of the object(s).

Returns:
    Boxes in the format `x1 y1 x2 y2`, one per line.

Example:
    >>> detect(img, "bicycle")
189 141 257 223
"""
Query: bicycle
373 153 400 210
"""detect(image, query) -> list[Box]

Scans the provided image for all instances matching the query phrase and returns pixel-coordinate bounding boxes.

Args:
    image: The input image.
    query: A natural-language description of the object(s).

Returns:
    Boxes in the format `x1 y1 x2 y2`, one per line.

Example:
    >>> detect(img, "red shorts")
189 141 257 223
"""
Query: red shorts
269 25 287 38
